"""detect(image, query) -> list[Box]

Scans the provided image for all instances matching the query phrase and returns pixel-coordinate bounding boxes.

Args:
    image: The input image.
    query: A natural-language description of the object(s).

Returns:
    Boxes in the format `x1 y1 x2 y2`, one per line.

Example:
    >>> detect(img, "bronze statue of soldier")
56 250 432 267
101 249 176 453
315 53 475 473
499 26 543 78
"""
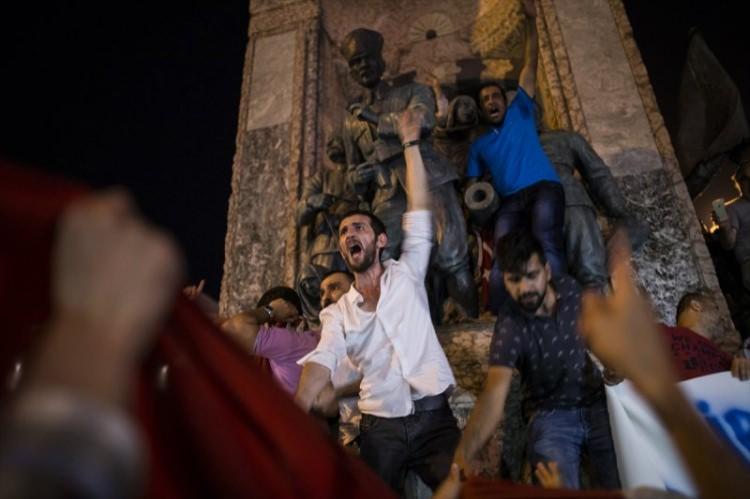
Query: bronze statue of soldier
296 134 360 321
540 129 650 289
339 27 478 319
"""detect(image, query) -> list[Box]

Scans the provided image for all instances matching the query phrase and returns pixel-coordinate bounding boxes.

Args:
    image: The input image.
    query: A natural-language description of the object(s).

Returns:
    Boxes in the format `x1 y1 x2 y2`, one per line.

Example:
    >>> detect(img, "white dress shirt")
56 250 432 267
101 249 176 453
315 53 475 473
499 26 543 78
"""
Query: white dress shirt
303 210 455 418
330 356 361 446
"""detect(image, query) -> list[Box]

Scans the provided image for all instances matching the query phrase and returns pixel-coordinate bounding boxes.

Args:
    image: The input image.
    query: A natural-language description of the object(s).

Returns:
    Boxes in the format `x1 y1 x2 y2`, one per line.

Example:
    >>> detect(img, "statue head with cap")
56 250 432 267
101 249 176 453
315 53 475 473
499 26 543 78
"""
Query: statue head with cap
341 28 386 89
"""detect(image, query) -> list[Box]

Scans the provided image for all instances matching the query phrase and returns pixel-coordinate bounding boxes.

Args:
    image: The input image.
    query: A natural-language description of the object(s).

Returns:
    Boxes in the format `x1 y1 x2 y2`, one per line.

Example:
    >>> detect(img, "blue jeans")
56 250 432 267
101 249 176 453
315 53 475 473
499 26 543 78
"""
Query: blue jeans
527 398 620 490
488 181 566 312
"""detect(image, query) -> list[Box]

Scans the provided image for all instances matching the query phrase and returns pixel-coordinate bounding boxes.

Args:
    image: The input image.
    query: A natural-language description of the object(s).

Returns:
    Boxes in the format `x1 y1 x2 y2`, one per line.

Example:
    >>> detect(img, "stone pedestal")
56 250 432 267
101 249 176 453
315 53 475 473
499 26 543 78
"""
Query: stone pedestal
220 0 321 316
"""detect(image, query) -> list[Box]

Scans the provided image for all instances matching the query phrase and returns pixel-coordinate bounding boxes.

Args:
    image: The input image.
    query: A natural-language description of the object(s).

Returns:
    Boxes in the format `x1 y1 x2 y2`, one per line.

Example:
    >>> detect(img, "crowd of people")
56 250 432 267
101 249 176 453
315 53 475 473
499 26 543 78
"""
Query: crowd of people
2 0 749 498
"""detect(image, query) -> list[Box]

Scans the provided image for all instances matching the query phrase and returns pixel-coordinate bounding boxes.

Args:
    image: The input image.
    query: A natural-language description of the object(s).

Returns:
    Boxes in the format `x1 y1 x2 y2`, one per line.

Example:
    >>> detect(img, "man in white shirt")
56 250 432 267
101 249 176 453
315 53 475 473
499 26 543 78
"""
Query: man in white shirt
295 107 460 493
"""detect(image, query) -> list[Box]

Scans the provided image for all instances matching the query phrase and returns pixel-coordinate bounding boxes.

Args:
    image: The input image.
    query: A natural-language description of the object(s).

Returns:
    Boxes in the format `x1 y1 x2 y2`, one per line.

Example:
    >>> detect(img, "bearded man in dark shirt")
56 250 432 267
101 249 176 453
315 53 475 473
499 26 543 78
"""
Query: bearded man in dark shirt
452 230 620 490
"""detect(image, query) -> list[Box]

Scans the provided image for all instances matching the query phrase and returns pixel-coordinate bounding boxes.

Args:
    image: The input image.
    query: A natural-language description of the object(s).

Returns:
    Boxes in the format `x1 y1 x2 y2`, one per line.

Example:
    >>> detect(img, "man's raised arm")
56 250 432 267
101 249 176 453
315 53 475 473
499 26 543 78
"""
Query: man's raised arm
395 108 430 212
518 0 539 98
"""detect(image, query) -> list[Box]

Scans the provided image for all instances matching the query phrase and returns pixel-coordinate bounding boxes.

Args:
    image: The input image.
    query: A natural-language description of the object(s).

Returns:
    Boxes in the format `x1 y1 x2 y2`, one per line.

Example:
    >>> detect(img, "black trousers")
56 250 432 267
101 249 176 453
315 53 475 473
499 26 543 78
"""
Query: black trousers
358 405 460 495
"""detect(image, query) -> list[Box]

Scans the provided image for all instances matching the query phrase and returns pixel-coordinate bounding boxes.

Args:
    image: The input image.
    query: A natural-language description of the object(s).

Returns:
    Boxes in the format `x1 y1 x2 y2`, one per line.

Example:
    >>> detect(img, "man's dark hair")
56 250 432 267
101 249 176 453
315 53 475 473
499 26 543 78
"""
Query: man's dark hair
321 269 354 283
257 286 302 315
338 209 387 237
676 290 711 323
495 230 547 274
477 81 508 107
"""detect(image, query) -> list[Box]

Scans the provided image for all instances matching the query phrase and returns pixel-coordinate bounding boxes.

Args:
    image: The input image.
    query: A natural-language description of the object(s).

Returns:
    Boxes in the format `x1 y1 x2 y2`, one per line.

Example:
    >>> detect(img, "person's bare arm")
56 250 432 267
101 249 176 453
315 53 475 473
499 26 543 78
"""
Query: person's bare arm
395 107 430 212
295 362 332 413
220 311 264 353
183 280 221 322
220 298 298 353
453 366 514 476
580 231 750 499
518 0 539 98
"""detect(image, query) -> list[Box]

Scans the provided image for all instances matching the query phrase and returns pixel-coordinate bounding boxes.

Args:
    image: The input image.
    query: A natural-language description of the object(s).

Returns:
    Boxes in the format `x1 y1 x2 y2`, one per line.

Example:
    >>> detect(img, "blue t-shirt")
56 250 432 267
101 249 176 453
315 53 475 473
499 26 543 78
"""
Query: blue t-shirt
466 88 560 197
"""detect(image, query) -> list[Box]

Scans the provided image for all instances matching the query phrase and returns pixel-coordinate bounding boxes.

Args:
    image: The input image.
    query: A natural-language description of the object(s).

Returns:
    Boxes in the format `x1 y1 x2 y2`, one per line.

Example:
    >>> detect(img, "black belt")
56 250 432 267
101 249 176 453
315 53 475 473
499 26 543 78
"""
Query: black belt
413 392 449 412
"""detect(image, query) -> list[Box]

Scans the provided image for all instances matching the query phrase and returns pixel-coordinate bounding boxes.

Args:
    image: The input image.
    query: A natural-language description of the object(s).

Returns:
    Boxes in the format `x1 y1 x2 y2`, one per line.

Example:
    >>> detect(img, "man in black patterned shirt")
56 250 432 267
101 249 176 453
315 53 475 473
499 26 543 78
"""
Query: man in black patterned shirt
452 230 619 490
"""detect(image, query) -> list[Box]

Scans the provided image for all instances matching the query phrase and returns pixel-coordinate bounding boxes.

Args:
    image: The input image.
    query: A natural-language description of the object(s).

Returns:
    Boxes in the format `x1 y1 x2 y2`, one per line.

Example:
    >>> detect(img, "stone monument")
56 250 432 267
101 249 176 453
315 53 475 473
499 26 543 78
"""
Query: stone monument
220 0 741 479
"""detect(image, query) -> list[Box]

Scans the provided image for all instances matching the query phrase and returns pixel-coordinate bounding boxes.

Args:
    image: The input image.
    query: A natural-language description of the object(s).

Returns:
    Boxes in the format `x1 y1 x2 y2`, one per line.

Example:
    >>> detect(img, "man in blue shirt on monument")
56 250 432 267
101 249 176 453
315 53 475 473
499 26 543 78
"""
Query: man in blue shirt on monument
466 0 566 311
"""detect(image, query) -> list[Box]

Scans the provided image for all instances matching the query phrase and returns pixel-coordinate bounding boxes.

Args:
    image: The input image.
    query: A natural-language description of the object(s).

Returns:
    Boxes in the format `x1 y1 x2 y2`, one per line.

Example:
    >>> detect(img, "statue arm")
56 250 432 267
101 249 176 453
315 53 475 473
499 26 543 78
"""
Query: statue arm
341 116 374 200
518 0 539 98
376 84 436 140
342 114 366 168
571 132 629 218
296 171 325 226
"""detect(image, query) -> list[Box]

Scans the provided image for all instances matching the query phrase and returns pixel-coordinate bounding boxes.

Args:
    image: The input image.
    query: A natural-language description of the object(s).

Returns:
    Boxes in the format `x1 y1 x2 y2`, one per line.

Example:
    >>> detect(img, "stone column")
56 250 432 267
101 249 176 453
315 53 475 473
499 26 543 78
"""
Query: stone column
220 0 320 315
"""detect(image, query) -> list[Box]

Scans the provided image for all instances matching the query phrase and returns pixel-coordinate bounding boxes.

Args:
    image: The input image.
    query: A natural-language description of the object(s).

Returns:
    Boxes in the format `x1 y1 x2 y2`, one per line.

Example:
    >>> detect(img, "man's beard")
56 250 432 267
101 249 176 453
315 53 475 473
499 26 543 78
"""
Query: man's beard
322 298 333 308
345 243 377 273
517 289 545 313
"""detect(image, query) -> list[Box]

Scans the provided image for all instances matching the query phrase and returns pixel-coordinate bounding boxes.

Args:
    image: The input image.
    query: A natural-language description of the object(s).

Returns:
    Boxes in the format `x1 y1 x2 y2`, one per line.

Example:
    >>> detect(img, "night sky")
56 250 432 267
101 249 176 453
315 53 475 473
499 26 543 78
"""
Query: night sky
0 2 248 298
0 1 746 298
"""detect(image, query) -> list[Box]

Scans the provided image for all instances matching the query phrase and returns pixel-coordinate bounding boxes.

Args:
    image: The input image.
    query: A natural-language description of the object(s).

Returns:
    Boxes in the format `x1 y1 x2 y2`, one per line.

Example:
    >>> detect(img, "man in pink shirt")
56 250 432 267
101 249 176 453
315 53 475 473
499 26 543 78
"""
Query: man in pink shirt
220 286 320 394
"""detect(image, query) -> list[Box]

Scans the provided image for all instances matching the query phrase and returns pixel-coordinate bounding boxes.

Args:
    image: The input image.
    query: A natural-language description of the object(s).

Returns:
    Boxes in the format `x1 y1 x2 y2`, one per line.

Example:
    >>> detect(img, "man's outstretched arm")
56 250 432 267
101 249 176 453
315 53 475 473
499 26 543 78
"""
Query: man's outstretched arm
581 231 750 499
295 362 332 412
296 307 347 412
518 0 539 98
453 366 513 476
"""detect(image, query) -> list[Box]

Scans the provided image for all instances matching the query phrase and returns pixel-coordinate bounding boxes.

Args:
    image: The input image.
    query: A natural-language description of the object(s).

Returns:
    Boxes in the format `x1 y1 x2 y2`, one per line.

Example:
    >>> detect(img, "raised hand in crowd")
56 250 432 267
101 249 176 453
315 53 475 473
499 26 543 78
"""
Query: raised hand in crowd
183 279 220 322
1 190 183 499
394 106 430 212
580 230 750 499
44 190 184 406
183 278 205 300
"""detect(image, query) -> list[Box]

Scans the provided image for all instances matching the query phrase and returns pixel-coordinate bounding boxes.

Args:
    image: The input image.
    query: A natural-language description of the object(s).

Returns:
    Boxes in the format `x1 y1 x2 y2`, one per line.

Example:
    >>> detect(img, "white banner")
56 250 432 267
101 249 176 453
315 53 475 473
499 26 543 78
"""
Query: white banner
606 372 750 497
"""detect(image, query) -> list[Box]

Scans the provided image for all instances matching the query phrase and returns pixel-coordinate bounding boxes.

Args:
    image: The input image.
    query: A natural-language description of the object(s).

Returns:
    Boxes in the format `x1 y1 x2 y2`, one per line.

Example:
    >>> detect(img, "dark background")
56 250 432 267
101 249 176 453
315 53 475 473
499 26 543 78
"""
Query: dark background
0 1 746 298
0 2 249 298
